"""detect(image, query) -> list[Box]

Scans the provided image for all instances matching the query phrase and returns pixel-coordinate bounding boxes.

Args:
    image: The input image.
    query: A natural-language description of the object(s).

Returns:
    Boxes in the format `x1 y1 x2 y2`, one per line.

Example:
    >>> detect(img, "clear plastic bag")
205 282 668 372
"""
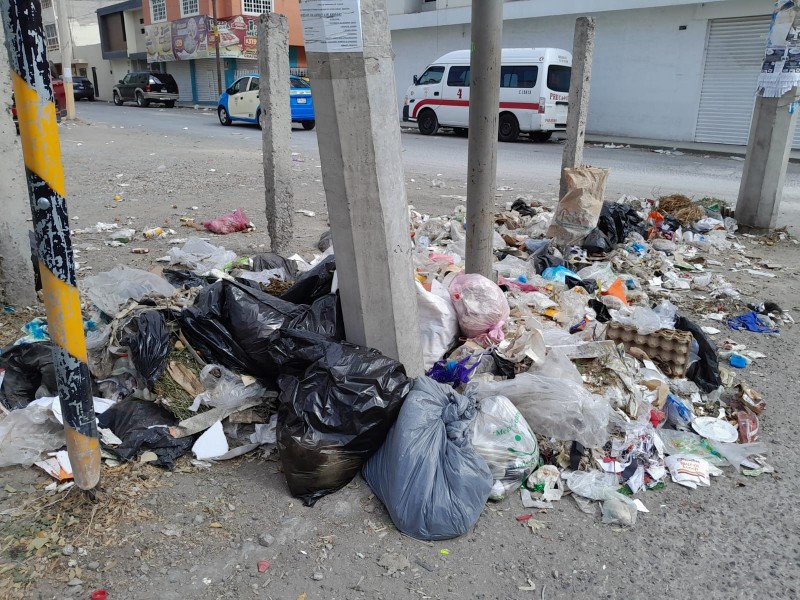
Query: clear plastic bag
168 237 238 273
657 428 728 466
601 490 638 526
469 373 611 448
189 364 268 412
711 441 769 472
563 470 618 500
0 402 65 467
611 306 662 335
652 300 678 329
449 273 510 343
470 396 539 501
576 262 618 288
83 265 176 317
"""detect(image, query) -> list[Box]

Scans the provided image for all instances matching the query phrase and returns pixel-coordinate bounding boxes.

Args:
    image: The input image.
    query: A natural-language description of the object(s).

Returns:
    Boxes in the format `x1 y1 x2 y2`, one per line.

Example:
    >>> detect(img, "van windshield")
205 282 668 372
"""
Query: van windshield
547 65 571 93
417 66 444 85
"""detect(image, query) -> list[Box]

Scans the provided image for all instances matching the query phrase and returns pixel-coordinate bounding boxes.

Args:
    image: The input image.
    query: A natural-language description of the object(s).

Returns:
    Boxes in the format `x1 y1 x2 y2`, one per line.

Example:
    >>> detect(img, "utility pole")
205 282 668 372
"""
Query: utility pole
258 13 294 253
1 0 100 490
54 0 75 119
560 17 595 200
211 0 222 96
300 0 423 376
465 0 503 279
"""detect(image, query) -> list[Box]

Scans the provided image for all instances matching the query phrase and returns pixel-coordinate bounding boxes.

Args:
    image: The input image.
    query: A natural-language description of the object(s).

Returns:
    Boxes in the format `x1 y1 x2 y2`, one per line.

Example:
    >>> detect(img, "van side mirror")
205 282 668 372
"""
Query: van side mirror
413 75 418 85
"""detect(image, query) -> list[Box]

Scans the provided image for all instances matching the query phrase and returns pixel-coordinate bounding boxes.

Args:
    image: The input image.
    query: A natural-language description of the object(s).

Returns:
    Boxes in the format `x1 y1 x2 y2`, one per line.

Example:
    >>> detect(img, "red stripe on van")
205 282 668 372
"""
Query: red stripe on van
411 99 540 118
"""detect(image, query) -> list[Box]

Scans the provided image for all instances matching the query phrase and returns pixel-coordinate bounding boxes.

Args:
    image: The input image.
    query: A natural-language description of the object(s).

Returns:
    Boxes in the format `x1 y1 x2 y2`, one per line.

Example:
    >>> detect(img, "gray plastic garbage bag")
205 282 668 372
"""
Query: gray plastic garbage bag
362 377 493 541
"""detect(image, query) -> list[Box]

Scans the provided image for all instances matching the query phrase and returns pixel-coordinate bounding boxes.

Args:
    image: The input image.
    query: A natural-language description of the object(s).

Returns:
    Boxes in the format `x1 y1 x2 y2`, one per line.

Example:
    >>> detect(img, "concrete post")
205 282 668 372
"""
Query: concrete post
0 25 36 306
465 0 503 279
258 13 294 254
560 16 596 200
735 88 799 232
300 0 423 376
54 0 75 119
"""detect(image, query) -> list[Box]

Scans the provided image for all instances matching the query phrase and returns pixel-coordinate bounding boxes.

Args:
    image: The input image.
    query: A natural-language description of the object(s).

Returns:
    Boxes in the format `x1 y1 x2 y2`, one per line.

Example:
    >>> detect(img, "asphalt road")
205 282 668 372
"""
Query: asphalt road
73 101 800 228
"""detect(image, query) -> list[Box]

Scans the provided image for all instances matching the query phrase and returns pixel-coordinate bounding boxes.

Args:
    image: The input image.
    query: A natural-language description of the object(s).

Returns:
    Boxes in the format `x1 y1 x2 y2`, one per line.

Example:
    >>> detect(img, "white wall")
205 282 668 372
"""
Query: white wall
125 9 147 56
390 0 777 142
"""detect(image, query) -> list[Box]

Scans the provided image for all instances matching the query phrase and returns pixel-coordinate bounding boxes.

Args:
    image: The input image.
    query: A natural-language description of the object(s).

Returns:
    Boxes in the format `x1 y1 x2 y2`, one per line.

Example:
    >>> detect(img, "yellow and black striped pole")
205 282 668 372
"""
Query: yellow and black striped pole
2 0 100 489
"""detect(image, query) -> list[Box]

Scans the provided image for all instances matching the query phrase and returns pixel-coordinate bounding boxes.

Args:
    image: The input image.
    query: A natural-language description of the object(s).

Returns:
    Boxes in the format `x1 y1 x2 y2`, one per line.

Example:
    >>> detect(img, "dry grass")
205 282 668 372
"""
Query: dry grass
154 344 207 421
657 194 705 225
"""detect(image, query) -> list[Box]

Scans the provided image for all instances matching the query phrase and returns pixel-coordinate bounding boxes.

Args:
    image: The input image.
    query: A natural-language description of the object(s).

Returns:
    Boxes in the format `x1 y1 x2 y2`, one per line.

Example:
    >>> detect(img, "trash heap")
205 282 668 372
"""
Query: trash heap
0 178 786 539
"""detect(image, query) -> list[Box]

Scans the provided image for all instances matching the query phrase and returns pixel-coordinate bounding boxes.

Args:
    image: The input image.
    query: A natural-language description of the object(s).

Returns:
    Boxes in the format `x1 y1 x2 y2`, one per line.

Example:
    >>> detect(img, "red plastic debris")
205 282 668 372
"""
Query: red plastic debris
91 591 108 600
515 514 533 522
257 560 271 574
203 208 250 234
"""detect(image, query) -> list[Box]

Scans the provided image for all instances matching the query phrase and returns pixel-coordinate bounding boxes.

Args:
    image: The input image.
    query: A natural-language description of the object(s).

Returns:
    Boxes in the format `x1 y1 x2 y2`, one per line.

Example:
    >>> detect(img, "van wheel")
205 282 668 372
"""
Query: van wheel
113 91 122 106
302 120 315 130
136 92 149 108
530 131 552 143
498 113 519 142
417 109 439 136
453 128 468 138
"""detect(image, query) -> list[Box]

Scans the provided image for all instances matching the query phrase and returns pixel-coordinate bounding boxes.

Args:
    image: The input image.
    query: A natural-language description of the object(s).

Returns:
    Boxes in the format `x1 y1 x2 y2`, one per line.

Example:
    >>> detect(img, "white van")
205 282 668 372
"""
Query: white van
404 48 572 142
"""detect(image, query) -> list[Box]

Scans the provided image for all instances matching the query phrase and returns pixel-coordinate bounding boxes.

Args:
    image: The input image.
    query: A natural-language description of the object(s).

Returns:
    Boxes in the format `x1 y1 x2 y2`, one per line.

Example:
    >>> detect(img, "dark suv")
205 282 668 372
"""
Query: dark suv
113 72 179 108
73 76 95 101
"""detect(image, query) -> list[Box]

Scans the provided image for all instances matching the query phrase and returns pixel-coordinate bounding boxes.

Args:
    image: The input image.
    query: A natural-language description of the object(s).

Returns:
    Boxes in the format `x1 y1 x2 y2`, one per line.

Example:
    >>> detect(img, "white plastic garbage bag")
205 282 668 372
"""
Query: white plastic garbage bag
84 265 175 316
449 273 510 343
416 281 459 371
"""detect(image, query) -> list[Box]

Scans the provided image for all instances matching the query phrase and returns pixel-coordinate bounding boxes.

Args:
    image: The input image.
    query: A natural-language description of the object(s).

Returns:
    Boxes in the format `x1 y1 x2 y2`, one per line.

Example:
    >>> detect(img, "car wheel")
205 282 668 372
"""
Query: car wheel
136 92 149 108
530 131 553 143
88 95 95 102
453 127 468 137
498 113 520 142
218 105 232 126
164 101 175 108
417 109 438 136
113 91 122 106
302 120 315 131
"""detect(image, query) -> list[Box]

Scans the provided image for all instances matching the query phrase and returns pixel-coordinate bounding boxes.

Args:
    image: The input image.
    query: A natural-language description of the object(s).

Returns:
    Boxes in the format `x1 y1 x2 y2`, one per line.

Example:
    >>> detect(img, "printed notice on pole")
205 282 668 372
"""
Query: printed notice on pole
300 0 363 53
757 0 800 97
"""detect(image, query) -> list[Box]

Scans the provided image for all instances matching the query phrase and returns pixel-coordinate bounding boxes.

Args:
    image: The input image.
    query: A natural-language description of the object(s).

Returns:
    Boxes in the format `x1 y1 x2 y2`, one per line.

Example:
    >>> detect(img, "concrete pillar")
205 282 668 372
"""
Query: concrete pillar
300 0 423 376
465 0 503 279
0 25 36 307
735 88 799 232
258 13 294 254
560 16 596 200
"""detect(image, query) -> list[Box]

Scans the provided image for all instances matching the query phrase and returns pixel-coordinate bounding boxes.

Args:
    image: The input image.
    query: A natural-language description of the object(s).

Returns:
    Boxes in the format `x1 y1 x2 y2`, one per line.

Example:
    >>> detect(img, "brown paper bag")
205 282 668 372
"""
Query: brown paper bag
546 167 609 244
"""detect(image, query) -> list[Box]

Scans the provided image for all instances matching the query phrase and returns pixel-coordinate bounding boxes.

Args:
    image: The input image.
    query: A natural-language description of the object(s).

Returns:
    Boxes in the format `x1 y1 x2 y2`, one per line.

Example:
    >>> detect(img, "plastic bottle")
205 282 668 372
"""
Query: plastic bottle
143 227 164 239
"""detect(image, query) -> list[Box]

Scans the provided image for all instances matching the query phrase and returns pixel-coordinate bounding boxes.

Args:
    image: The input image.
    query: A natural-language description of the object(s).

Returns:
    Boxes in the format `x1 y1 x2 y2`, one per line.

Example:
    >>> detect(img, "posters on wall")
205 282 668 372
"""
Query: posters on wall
146 16 259 63
300 0 363 53
212 16 259 60
145 23 174 63
758 0 800 97
172 16 210 60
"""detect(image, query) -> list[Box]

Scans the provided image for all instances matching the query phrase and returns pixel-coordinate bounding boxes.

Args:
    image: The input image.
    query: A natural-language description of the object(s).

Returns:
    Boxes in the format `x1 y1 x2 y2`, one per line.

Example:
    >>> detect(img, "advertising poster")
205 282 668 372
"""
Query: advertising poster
172 16 210 60
300 0 363 53
145 23 175 63
212 15 259 60
758 1 800 96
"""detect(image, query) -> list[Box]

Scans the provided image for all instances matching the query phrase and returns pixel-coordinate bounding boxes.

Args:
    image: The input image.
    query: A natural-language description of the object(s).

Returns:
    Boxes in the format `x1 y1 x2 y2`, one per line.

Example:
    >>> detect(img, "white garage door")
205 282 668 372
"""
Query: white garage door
696 16 800 149
192 58 225 103
166 60 192 103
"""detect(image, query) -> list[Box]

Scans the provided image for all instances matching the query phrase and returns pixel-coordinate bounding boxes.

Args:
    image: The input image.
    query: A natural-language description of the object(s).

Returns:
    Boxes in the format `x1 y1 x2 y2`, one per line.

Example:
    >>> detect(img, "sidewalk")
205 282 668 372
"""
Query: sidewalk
398 120 800 163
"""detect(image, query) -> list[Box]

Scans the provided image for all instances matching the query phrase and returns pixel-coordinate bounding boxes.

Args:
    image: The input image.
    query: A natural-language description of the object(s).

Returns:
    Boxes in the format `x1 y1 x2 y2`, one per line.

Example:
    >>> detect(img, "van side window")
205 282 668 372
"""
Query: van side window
500 65 538 88
447 66 470 87
417 66 445 85
547 65 571 92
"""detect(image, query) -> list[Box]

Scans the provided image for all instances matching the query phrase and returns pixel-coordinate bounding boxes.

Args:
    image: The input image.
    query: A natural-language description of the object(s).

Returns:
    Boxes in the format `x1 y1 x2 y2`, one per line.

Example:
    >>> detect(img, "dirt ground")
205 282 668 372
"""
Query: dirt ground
1 116 799 600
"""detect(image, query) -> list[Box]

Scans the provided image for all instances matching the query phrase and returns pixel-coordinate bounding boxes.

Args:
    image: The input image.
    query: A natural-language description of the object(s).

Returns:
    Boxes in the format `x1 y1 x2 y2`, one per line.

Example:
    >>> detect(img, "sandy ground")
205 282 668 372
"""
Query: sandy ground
1 105 799 600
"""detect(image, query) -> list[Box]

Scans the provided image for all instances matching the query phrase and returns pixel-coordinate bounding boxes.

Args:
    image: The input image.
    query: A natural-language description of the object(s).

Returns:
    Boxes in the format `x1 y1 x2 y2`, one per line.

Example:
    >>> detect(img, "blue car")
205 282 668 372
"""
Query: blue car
217 74 315 129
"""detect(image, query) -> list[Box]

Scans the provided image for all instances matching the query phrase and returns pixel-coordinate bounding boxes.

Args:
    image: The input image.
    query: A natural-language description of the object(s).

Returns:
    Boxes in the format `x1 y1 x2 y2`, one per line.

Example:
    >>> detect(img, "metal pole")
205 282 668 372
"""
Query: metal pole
212 0 223 96
1 0 100 490
54 0 76 119
465 0 503 278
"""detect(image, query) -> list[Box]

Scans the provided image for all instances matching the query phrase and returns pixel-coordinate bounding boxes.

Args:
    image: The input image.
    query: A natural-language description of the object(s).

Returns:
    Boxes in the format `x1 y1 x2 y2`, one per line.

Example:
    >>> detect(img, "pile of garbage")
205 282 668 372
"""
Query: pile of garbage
0 175 785 539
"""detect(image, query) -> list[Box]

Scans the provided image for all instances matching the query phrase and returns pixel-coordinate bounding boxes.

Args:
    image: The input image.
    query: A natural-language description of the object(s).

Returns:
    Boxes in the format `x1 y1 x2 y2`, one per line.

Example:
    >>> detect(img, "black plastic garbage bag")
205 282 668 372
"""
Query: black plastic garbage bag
251 253 298 279
98 399 193 468
526 240 565 275
674 316 722 393
583 227 613 254
163 269 208 289
362 377 493 541
0 342 57 409
178 280 343 378
277 338 411 506
596 202 646 246
281 256 336 304
317 230 332 252
511 198 537 217
123 311 170 390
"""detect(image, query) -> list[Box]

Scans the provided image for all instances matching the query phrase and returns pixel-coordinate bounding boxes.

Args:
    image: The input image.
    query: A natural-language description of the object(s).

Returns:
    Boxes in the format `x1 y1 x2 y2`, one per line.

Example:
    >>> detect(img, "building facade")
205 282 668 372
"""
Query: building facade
97 0 150 100
137 0 306 103
42 0 119 100
388 0 800 148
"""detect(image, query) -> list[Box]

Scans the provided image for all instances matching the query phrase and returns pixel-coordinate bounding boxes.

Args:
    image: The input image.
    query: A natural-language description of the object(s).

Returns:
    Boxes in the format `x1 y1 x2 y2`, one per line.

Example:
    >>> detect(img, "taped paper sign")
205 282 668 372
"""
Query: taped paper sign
758 1 800 97
301 0 363 53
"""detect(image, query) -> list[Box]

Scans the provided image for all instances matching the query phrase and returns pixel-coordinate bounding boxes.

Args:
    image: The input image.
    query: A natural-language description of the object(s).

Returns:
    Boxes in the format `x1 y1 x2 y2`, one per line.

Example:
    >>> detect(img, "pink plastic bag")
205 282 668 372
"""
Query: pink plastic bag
449 273 509 343
203 208 250 234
